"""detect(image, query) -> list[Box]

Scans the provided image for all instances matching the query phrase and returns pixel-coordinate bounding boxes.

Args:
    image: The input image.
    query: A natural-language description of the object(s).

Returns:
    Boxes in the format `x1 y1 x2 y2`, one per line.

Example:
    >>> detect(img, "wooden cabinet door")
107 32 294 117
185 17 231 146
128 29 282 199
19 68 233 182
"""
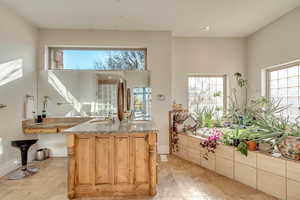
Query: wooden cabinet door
95 136 113 185
134 136 149 183
114 136 131 184
75 136 94 185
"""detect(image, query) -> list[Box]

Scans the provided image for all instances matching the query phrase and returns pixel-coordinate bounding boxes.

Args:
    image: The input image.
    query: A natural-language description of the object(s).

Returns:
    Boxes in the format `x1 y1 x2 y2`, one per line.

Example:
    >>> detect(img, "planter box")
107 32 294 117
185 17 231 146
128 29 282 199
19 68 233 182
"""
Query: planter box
173 133 300 200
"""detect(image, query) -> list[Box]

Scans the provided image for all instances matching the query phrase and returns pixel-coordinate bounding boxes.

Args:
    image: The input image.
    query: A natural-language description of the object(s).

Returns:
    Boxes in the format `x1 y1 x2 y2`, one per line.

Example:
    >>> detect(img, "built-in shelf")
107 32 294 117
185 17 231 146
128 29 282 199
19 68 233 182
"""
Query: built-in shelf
172 133 300 200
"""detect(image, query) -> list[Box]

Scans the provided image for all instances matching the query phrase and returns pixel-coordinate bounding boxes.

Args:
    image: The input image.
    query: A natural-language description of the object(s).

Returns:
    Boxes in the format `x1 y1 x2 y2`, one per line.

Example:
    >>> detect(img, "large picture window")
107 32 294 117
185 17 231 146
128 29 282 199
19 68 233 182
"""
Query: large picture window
267 63 300 120
48 47 147 70
188 75 226 117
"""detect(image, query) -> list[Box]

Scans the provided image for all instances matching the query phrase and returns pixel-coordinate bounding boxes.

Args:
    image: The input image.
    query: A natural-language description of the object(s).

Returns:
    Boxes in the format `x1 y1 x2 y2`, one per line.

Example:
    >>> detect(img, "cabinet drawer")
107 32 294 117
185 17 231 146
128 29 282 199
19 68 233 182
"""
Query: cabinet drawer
177 134 189 145
200 154 216 171
257 169 286 200
257 153 286 177
235 162 256 189
216 156 234 178
215 144 234 160
287 160 300 182
235 151 257 168
287 179 300 200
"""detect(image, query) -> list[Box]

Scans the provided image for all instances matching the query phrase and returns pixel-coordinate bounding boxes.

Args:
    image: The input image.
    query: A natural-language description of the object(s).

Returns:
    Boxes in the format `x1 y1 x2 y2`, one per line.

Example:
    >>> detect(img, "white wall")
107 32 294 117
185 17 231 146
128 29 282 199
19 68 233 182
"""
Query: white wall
0 3 38 176
172 37 247 108
247 6 300 98
38 29 172 154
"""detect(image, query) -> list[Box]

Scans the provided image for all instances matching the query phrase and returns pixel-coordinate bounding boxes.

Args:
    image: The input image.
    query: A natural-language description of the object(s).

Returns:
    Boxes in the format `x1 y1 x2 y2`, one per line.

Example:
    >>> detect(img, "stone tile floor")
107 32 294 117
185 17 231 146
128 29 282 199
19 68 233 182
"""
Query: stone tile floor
0 155 277 200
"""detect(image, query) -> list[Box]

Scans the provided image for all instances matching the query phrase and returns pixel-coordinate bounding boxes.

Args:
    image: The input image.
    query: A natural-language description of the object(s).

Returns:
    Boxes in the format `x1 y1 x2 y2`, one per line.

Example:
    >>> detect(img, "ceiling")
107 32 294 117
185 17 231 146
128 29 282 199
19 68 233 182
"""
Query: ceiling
1 0 300 37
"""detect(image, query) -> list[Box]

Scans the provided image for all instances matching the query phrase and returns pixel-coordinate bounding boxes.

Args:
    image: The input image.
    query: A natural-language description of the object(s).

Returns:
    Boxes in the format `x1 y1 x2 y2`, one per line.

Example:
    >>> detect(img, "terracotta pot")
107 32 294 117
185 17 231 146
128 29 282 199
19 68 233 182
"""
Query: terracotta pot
246 141 257 151
277 136 300 160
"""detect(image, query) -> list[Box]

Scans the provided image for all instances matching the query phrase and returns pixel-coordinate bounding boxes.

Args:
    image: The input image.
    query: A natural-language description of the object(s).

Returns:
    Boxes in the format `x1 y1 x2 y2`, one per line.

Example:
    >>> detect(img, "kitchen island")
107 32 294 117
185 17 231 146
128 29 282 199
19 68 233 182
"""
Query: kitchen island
63 119 158 199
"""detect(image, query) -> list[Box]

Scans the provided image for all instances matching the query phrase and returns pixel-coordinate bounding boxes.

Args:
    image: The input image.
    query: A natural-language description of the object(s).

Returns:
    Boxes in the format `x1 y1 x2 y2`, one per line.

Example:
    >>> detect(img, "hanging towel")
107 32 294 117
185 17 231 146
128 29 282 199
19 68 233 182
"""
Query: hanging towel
24 97 35 119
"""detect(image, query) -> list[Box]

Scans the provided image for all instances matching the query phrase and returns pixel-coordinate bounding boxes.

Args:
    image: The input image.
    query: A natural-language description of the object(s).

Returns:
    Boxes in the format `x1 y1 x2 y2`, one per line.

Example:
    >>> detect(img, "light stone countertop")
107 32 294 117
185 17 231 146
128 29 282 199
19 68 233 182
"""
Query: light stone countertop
62 118 158 134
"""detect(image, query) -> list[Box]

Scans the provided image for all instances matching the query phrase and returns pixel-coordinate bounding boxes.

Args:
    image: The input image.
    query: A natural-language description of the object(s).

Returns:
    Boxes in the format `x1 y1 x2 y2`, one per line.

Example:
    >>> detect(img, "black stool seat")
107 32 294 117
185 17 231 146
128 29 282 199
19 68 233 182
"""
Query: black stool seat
11 139 38 148
7 139 38 180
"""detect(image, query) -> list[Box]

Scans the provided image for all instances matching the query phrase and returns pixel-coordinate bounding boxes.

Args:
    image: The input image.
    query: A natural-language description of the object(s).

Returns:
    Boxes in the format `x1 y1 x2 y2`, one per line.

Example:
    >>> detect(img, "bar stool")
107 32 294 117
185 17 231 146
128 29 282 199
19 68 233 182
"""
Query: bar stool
7 139 38 180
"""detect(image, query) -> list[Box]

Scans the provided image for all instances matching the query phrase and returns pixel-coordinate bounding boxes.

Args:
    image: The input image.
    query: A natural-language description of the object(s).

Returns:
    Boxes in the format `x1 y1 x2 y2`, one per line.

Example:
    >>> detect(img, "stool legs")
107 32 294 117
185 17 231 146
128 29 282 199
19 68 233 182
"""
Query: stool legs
7 145 38 180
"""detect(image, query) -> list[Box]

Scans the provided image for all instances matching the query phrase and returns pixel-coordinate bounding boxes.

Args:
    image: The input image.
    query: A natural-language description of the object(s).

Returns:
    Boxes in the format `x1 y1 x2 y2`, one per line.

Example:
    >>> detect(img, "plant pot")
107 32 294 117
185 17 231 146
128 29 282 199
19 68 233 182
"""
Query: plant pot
233 139 240 147
277 136 300 160
258 142 273 153
246 141 257 151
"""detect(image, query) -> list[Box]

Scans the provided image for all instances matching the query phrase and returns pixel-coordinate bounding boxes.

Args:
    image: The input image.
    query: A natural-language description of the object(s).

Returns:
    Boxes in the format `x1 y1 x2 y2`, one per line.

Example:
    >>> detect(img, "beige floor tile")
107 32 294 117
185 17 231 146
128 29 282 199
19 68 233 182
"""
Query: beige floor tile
0 156 277 200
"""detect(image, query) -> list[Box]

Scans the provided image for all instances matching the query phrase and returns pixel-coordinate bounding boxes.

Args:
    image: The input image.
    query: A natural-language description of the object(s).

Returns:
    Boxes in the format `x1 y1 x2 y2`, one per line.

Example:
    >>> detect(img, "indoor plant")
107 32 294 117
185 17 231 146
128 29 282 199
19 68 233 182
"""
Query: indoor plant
200 128 223 160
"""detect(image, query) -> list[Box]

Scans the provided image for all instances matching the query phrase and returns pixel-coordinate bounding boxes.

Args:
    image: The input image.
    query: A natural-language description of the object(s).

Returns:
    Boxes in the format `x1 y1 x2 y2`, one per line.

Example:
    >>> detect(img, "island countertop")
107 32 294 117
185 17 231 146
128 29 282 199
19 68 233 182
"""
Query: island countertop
63 118 158 134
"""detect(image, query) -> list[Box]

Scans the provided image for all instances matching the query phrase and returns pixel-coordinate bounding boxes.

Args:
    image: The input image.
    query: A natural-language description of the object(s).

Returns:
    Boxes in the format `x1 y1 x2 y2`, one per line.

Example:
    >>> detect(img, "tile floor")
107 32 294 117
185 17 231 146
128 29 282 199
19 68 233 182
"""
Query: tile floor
0 155 277 200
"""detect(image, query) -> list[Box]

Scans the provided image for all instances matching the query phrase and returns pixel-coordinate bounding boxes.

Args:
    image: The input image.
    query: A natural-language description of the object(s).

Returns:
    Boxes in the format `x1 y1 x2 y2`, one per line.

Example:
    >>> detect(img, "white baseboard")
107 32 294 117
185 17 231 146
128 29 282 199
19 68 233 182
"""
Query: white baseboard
158 145 169 154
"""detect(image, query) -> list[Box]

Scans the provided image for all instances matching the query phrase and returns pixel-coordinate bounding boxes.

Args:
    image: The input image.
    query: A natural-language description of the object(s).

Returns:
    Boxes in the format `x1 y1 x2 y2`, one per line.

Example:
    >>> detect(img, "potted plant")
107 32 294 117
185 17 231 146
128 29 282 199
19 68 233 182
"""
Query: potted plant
200 128 223 160
231 128 241 147
220 129 234 146
241 131 257 151
246 98 300 160
237 141 248 156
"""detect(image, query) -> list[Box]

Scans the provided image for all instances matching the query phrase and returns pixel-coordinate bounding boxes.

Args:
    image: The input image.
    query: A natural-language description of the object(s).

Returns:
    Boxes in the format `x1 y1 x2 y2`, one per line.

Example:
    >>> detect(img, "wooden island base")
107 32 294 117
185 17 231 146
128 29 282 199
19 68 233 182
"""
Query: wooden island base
67 132 157 199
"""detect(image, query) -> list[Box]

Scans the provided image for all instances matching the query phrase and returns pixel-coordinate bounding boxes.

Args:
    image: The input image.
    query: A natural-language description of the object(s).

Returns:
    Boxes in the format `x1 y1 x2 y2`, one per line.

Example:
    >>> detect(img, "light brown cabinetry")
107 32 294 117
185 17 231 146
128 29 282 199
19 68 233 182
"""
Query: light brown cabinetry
67 132 157 199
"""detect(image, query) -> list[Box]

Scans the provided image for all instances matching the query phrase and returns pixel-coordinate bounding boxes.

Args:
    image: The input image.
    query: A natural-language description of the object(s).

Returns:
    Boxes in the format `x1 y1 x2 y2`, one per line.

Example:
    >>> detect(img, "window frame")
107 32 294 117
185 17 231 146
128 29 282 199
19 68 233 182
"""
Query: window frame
132 87 152 119
187 74 227 114
47 47 148 71
266 61 300 119
96 79 119 117
266 61 300 99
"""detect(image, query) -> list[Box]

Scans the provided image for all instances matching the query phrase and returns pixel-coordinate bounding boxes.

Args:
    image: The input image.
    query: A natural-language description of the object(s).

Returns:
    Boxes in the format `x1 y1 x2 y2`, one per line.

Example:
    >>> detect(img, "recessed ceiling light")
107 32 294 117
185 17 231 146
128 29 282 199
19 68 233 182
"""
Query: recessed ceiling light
200 26 210 31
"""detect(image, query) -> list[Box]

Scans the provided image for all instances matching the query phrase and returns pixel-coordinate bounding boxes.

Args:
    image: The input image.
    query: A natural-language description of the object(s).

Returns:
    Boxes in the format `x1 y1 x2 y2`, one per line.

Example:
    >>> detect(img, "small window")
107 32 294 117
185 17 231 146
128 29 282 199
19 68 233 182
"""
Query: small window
133 87 151 120
188 75 226 118
48 47 147 70
96 80 118 117
267 63 300 120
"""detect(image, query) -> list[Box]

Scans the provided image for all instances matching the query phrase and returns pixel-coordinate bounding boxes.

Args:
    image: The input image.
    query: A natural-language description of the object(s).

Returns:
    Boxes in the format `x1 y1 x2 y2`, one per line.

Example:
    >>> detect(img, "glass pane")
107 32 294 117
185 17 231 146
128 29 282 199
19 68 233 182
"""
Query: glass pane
288 97 298 105
188 76 225 117
270 71 278 80
133 87 151 119
270 89 278 97
278 79 287 88
278 88 287 97
278 68 288 79
288 87 298 97
51 48 146 70
288 77 298 87
216 77 223 85
270 80 278 89
288 66 298 77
